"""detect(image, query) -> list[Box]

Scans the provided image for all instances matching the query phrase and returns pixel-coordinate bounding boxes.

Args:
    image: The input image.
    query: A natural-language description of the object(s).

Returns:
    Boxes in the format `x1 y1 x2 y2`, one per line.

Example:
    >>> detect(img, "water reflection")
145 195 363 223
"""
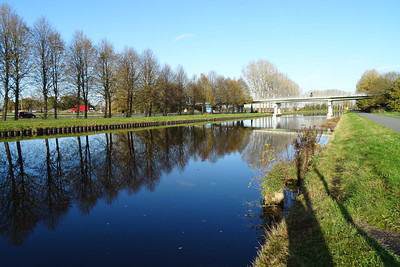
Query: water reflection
0 125 252 244
0 116 328 266
241 115 329 129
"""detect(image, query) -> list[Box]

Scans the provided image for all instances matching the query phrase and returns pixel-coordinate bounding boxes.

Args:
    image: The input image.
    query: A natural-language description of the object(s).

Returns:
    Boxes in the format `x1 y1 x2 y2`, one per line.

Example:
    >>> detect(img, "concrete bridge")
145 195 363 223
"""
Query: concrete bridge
252 93 371 117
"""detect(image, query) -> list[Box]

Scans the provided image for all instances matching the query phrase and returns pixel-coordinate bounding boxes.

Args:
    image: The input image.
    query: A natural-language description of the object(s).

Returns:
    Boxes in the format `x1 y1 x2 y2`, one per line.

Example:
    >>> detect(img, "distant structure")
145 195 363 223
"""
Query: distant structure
69 105 95 113
253 93 370 117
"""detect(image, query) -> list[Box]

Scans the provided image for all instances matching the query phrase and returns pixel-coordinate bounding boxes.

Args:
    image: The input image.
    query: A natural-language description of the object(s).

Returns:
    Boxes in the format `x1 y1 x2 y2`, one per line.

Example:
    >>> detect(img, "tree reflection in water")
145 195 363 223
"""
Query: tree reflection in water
0 123 301 245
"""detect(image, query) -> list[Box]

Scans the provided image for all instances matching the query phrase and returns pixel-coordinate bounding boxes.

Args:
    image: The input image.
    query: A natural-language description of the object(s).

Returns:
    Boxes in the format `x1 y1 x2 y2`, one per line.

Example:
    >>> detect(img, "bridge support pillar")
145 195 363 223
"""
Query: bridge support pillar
327 100 333 118
273 102 282 116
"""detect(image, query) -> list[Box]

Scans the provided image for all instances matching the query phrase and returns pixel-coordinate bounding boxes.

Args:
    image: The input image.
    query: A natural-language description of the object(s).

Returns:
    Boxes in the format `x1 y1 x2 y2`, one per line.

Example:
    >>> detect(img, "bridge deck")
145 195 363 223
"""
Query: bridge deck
253 94 370 103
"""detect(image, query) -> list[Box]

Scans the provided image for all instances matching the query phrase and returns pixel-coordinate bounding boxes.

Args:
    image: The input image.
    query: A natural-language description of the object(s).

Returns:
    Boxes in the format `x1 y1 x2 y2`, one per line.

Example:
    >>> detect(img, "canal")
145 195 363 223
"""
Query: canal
0 115 328 267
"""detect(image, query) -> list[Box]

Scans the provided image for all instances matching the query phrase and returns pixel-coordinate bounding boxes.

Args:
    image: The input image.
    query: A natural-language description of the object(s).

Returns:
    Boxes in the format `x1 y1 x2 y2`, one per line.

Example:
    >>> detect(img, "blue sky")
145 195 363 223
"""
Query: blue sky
8 0 400 93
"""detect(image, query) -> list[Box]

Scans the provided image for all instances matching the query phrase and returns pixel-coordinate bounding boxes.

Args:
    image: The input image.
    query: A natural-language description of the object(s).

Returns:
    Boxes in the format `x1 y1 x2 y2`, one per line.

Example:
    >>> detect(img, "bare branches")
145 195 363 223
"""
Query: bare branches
242 59 300 99
48 29 65 119
32 17 53 119
95 38 116 118
138 49 159 117
0 4 19 120
158 64 175 115
174 65 187 115
116 47 139 117
10 11 30 120
67 31 96 118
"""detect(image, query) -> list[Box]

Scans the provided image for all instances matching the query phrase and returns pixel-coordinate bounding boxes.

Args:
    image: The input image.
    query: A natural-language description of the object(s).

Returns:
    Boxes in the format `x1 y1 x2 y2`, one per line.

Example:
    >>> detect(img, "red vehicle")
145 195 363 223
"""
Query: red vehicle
18 111 36 118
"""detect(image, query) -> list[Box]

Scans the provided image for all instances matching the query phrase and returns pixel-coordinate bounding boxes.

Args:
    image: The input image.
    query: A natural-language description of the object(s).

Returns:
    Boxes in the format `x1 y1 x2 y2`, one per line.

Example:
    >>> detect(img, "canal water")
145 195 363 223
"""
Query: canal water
0 115 328 267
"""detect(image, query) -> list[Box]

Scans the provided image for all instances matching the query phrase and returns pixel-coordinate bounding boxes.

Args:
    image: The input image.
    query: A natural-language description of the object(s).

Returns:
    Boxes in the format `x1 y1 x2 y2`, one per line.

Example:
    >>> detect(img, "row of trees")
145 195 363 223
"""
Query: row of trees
0 4 301 121
356 69 400 112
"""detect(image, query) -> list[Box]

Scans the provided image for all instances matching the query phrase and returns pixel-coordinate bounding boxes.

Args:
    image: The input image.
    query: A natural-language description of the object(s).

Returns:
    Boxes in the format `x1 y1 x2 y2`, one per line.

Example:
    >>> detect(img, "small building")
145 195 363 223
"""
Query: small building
69 105 95 113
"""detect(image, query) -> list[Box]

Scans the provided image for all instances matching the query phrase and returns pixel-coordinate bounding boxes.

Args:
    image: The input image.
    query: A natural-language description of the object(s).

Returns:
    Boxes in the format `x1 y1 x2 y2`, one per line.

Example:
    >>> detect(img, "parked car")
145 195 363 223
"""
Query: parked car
18 111 36 118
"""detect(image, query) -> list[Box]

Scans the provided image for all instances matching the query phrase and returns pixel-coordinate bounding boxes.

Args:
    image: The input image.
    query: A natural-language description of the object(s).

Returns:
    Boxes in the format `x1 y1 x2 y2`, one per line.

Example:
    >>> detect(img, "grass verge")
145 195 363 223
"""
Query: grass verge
376 111 400 118
252 113 400 266
0 113 269 131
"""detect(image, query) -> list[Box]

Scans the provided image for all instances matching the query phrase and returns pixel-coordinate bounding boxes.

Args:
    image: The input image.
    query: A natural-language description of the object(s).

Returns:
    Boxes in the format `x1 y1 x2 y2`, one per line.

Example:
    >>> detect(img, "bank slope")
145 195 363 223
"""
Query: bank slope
252 112 400 266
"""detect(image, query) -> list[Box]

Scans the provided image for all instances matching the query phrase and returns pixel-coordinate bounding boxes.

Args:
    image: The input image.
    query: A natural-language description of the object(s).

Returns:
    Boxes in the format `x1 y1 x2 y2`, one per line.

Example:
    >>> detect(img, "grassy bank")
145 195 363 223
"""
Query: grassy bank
0 113 270 131
253 113 400 266
377 111 400 118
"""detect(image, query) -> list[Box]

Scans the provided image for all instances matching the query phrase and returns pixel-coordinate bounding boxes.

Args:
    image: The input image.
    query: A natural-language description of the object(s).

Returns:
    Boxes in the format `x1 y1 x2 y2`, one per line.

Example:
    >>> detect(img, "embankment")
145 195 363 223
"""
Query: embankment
252 113 400 266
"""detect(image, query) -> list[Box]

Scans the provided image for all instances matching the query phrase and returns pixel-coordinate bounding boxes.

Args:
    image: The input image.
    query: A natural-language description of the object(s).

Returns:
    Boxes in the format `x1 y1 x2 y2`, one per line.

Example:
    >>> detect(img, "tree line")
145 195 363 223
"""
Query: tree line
0 4 302 121
356 69 400 112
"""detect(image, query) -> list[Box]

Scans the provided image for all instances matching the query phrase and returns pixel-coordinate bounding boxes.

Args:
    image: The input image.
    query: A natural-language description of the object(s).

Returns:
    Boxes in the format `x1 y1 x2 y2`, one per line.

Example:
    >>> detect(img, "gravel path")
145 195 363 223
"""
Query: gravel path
357 112 400 133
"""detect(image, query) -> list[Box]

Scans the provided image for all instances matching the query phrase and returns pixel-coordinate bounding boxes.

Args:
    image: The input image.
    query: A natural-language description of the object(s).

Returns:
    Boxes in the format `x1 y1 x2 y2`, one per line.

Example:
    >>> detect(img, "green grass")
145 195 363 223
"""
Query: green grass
0 113 270 131
252 113 400 266
376 111 400 118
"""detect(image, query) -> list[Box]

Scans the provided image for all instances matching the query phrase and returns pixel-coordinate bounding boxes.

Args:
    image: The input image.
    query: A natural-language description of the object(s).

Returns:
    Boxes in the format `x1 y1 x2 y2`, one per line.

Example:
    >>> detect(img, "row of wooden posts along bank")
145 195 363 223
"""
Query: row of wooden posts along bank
0 116 256 139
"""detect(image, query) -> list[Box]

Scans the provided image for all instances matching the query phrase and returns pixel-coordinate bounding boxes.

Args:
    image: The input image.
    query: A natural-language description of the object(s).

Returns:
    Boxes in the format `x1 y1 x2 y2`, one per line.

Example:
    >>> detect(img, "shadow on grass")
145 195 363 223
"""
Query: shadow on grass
314 168 400 266
286 182 334 266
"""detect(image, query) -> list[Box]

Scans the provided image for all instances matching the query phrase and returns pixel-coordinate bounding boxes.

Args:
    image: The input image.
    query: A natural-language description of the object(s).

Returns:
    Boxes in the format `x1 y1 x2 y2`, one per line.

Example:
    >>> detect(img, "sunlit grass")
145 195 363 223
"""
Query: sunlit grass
252 113 400 266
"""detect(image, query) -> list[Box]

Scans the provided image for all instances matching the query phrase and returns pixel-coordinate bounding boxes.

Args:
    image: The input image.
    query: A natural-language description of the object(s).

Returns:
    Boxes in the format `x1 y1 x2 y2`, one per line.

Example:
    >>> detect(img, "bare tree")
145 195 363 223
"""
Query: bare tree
67 31 84 118
0 4 14 120
207 71 218 107
197 74 210 114
95 38 116 118
81 37 96 118
32 17 53 119
242 59 299 99
138 49 159 117
67 31 95 119
49 31 65 119
158 64 175 115
186 75 200 115
117 47 139 117
10 10 30 120
215 75 227 112
174 65 187 115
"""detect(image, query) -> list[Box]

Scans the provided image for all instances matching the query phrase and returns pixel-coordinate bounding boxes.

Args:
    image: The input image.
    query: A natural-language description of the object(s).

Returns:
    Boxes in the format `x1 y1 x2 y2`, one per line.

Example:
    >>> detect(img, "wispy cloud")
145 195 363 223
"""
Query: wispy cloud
377 65 400 71
175 33 195 41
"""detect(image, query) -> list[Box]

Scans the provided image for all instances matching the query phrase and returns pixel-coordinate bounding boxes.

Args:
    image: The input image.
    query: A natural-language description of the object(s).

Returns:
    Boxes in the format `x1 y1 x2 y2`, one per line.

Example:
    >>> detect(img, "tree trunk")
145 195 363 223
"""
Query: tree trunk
104 98 108 118
128 94 133 117
2 87 9 121
14 89 19 121
126 93 130 117
108 96 112 118
2 69 10 120
54 93 58 119
43 93 48 120
84 98 88 119
148 103 152 117
76 86 80 118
